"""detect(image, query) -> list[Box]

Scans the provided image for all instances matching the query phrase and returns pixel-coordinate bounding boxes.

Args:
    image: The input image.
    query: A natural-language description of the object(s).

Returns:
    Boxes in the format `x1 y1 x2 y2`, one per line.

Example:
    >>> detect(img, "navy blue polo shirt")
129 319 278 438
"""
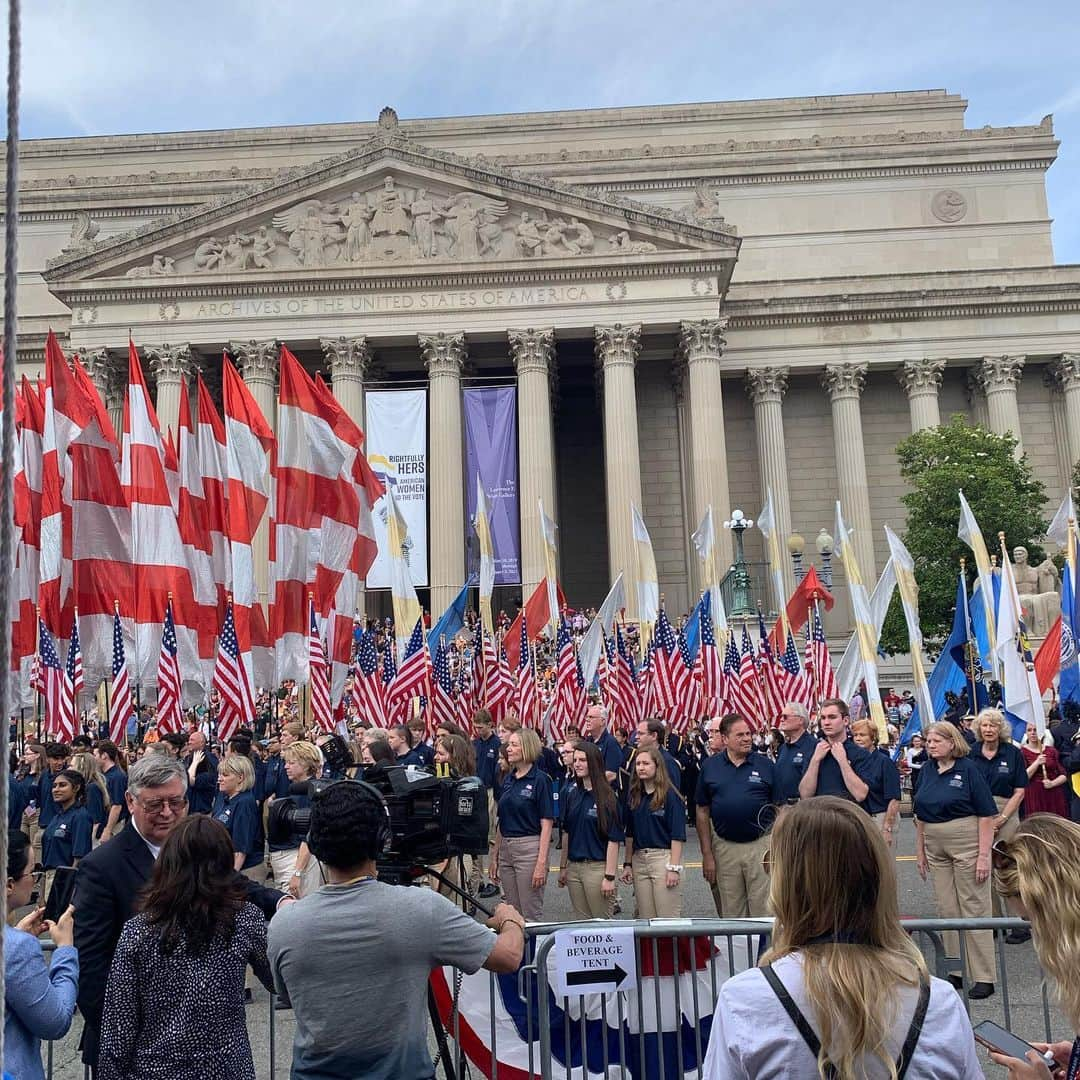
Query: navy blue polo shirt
625 746 683 789
252 757 268 802
913 756 997 824
263 754 291 800
187 752 219 815
85 783 107 830
593 729 624 777
808 738 873 800
213 790 264 870
496 765 555 838
268 792 309 853
774 731 818 803
397 747 429 770
473 734 502 790
103 765 129 821
626 788 687 851
861 749 902 816
561 783 625 862
694 751 777 843
42 804 93 869
37 770 58 828
971 742 1028 799
8 773 30 831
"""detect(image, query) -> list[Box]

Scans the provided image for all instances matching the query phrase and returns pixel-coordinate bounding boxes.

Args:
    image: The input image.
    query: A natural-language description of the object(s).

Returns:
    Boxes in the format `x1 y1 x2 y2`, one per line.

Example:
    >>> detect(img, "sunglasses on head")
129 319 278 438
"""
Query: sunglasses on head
991 839 1016 872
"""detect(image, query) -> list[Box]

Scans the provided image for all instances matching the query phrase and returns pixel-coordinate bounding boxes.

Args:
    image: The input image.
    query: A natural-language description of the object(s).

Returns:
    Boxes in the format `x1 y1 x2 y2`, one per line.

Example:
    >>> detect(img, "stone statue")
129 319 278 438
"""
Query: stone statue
370 177 411 237
515 211 544 257
688 179 722 224
251 226 277 269
223 232 253 270
272 200 343 268
125 253 175 278
340 192 375 261
442 192 508 260
477 207 504 257
408 188 442 259
1014 546 1061 637
193 237 226 271
63 210 100 252
611 230 657 255
563 218 594 255
1037 555 1061 596
541 218 569 256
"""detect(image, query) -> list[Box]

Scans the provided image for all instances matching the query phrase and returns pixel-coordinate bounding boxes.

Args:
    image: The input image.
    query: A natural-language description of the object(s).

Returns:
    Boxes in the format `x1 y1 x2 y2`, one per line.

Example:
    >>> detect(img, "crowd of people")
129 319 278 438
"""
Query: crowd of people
5 682 1080 1079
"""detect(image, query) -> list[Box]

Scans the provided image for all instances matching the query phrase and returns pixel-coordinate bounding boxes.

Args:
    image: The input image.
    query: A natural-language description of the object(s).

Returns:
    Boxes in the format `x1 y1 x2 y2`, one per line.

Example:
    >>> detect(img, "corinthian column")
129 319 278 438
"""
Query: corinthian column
746 366 793 595
898 358 946 432
82 347 124 437
143 343 195 437
1050 353 1080 470
680 319 734 574
977 355 1026 457
509 328 557 598
322 336 373 620
228 339 280 612
420 331 467 618
822 363 876 580
596 324 643 617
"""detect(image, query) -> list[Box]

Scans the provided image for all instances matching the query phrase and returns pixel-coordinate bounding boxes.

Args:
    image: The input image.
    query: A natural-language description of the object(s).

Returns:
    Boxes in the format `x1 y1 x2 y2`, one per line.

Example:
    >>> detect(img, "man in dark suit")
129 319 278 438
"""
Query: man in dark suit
74 754 286 1071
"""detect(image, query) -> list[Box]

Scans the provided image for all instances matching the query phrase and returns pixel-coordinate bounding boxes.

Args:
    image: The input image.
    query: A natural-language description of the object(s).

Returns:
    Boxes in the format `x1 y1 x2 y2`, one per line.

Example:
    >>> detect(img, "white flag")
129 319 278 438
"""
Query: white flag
757 488 790 639
884 526 935 731
996 548 1046 736
539 498 559 638
837 559 896 702
631 504 659 638
475 476 495 636
579 573 626 690
957 490 1000 681
692 506 729 638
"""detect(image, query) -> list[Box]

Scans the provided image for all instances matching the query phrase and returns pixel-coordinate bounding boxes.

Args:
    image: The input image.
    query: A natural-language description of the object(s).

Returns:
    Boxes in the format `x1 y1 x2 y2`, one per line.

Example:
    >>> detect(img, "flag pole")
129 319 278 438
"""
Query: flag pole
34 604 42 742
959 558 979 711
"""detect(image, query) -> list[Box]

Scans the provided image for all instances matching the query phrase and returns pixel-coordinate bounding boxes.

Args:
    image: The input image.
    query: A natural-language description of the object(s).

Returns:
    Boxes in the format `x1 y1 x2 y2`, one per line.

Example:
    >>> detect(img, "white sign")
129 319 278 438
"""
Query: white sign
365 389 429 589
552 926 637 997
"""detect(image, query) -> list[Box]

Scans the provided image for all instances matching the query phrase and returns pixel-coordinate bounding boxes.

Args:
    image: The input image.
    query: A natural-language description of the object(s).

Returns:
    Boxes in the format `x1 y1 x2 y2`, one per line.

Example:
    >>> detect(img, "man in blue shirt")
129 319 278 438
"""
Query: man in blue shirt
798 698 871 804
262 735 291 802
774 702 817 804
627 719 683 789
695 714 777 917
585 705 622 784
93 740 129 840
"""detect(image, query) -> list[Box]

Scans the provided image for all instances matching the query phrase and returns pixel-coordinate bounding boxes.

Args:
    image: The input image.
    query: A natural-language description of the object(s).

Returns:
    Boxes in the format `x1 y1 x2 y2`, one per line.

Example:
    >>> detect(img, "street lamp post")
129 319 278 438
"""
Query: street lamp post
788 533 806 583
816 528 834 589
723 509 756 617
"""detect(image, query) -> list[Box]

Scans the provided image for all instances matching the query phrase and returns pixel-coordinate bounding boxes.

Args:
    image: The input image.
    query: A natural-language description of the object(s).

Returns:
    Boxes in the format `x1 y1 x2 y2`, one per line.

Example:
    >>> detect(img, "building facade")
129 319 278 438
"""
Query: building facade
10 91 1080 635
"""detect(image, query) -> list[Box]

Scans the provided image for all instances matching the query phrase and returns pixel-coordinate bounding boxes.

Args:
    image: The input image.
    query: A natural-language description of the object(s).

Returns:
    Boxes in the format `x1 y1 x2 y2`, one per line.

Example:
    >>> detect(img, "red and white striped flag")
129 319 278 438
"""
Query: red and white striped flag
35 614 66 736
156 598 184 736
352 628 386 728
308 597 334 733
108 603 134 744
811 605 839 704
386 618 431 725
699 603 725 717
194 375 230 628
757 614 786 728
431 637 457 732
60 611 84 741
553 618 586 743
162 426 180 515
515 613 538 728
454 644 477 735
729 624 765 730
482 631 514 723
213 599 255 742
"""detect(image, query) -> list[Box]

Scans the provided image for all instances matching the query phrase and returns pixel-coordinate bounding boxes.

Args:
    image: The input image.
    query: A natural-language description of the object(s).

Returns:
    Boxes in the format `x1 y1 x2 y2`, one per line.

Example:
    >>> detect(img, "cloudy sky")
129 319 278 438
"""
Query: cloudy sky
9 0 1080 261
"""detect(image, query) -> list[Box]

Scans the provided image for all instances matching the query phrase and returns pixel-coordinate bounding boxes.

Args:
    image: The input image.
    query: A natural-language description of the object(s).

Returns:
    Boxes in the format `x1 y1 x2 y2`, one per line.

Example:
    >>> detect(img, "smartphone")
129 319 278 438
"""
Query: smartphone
972 1021 1056 1068
44 866 78 924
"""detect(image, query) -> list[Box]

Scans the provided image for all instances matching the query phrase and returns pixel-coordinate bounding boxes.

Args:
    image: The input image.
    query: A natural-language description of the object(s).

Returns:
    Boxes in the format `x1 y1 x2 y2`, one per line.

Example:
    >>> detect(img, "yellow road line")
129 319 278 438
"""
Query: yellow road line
549 854 916 871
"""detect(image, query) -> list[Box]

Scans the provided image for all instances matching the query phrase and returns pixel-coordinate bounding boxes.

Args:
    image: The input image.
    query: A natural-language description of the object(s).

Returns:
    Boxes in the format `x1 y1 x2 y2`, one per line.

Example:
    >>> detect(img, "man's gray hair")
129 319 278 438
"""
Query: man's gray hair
783 702 810 724
127 754 188 797
588 703 608 721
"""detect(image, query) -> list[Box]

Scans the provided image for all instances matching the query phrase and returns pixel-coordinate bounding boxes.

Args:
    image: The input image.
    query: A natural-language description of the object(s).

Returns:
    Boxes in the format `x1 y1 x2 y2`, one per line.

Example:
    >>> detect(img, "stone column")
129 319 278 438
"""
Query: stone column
509 328 557 598
966 369 991 429
322 335 373 621
144 343 195 438
1050 353 1080 471
977 354 1026 457
82 347 124 437
822 363 877 580
228 339 280 612
595 324 644 617
1045 368 1072 487
898 358 946 432
420 331 467 619
746 366 793 595
680 319 734 574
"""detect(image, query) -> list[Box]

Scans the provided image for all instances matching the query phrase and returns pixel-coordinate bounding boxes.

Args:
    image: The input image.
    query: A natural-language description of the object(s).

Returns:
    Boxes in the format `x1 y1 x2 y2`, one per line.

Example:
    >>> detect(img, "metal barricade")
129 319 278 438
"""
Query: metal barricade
34 916 1060 1080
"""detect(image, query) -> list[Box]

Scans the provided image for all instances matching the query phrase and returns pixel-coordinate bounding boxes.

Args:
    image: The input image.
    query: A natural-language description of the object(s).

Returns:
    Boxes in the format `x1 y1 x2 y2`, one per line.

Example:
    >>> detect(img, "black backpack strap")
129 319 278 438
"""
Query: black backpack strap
759 964 837 1079
896 978 931 1080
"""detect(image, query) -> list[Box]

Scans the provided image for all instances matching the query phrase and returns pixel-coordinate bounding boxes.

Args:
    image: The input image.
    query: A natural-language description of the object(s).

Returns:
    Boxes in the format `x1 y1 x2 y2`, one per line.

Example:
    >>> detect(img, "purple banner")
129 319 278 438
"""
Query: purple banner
464 386 520 585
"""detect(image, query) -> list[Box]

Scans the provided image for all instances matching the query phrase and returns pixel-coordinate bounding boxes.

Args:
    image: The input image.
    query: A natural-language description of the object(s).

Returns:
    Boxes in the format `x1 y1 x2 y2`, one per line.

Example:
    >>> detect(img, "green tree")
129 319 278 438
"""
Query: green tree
880 416 1047 655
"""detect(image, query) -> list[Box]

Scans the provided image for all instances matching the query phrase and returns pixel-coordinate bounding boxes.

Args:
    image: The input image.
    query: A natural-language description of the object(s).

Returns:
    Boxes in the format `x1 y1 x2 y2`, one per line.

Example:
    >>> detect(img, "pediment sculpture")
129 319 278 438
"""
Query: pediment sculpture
119 174 675 277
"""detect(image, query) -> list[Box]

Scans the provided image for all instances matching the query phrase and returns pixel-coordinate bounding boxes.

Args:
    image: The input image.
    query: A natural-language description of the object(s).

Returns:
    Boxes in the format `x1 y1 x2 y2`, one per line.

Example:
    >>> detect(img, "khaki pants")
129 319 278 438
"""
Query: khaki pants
269 848 323 897
712 832 770 918
923 817 995 984
706 823 724 918
631 848 683 918
497 834 546 922
991 795 1020 918
566 860 615 919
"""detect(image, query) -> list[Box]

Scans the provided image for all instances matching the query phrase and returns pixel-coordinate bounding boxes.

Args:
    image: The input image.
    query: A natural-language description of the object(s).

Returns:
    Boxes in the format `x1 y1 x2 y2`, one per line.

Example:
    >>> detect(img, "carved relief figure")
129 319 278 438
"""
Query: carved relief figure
272 200 343 267
193 237 226 271
515 211 544 257
688 179 722 224
251 226 277 269
477 207 504 257
223 232 253 270
611 231 657 255
441 192 508 260
63 210 100 252
340 193 375 261
370 177 411 237
563 219 594 255
408 188 442 259
125 253 175 278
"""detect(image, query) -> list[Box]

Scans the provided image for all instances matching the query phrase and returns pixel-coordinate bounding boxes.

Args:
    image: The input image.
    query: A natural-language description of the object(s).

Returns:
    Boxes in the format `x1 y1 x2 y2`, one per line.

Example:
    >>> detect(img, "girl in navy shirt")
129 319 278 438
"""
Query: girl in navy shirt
41 769 93 874
619 747 687 917
212 755 264 876
71 751 111 844
558 740 624 918
914 720 998 998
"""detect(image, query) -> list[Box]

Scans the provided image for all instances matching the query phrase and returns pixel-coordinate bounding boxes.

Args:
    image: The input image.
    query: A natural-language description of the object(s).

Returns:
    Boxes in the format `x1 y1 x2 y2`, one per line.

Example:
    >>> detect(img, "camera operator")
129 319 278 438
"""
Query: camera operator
268 780 525 1080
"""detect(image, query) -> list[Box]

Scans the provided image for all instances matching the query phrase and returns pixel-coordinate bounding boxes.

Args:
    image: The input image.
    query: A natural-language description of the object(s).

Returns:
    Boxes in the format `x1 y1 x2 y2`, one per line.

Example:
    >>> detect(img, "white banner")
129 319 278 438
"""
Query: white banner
365 389 429 589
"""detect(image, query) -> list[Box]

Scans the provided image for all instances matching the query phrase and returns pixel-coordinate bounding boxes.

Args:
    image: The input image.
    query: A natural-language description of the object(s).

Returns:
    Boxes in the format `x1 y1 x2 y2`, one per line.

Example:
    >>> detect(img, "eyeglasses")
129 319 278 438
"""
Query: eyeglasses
133 795 188 815
991 840 1016 873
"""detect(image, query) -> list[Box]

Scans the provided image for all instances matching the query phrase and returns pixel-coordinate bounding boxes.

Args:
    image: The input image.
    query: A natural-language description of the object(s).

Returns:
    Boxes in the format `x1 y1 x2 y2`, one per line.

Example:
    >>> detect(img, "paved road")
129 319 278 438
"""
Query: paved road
43 813 1062 1078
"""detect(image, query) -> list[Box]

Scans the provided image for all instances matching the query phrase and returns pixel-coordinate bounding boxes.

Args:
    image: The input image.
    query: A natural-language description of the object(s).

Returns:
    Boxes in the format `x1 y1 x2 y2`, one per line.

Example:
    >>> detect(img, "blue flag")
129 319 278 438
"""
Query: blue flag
1061 560 1079 703
427 583 470 652
682 592 708 663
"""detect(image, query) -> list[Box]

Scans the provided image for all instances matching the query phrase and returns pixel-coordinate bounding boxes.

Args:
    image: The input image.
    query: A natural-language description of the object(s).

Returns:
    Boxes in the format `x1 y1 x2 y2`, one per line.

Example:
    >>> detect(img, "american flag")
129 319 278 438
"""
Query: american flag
780 628 815 711
455 644 476 734
757 612 785 727
553 618 585 743
431 637 457 731
213 600 256 743
811 605 838 702
61 613 84 741
675 626 700 735
353 630 386 728
482 631 514 722
601 630 617 713
387 618 430 725
615 623 640 731
156 599 184 736
108 605 134 744
729 623 764 730
35 615 65 736
516 613 537 728
308 599 334 733
699 603 724 716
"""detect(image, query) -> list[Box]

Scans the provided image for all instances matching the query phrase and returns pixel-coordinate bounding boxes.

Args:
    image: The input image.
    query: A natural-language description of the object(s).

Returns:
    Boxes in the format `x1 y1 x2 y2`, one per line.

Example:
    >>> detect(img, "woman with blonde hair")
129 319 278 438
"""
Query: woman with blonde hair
70 751 111 845
212 755 264 880
704 796 981 1078
619 747 686 917
989 813 1080 1078
913 720 998 998
272 740 323 897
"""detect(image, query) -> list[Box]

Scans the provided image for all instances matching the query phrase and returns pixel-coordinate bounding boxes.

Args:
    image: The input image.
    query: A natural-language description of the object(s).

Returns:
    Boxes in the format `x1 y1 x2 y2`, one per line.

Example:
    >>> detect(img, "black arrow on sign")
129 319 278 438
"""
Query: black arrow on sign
566 964 627 988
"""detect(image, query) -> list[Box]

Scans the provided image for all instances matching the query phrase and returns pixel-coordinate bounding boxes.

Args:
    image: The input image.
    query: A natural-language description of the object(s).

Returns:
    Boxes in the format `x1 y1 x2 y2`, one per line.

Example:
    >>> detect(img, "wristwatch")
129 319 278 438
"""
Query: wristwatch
603 873 616 882
666 864 683 874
